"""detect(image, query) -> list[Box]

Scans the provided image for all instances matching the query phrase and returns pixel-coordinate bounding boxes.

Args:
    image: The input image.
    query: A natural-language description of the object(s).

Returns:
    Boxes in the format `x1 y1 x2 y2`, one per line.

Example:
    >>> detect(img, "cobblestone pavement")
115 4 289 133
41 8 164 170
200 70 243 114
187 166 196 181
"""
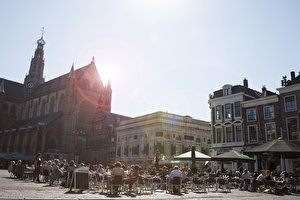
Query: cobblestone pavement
0 170 300 200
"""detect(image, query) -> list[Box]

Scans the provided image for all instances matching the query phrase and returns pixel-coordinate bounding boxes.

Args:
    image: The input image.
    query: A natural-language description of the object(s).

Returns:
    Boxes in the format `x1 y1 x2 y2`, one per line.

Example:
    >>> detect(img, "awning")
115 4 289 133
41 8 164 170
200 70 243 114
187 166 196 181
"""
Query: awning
211 150 255 162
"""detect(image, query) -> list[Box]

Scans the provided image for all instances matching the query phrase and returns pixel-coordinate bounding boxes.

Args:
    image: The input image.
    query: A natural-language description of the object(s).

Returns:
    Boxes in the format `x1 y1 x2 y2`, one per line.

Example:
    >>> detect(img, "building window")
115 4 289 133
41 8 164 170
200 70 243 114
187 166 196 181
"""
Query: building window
155 132 163 137
49 97 55 113
248 125 258 144
286 117 299 140
223 88 230 96
216 127 222 143
215 105 222 121
264 105 274 119
215 127 222 143
184 135 194 141
225 126 232 142
265 122 276 142
285 95 297 112
225 104 231 120
235 124 243 142
247 108 257 122
234 101 241 118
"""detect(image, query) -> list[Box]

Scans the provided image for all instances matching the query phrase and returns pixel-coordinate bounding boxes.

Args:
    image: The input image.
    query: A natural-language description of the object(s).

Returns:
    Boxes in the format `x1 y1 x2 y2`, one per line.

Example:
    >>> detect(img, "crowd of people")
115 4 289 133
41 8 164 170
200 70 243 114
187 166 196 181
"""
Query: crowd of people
6 153 299 196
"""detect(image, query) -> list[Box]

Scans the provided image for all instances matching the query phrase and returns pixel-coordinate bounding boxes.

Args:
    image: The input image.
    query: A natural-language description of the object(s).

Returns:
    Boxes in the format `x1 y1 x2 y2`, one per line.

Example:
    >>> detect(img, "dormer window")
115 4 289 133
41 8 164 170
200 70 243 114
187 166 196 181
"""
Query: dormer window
222 84 232 96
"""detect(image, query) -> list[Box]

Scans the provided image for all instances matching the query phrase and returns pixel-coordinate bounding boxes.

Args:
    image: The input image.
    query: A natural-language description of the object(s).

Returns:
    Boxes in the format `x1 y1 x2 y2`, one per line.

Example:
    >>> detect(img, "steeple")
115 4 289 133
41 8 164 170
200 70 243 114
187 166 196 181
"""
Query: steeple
107 79 111 91
24 31 46 96
68 63 75 79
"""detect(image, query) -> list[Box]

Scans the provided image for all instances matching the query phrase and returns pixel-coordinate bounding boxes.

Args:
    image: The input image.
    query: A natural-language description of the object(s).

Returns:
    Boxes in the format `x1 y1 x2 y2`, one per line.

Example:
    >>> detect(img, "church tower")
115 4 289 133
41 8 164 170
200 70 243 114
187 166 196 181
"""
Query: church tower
24 34 45 97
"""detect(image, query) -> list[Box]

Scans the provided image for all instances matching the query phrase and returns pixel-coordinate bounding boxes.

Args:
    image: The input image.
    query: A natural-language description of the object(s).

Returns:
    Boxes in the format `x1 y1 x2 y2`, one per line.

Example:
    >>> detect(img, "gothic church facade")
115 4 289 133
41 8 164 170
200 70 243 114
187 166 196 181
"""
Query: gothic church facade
0 35 113 162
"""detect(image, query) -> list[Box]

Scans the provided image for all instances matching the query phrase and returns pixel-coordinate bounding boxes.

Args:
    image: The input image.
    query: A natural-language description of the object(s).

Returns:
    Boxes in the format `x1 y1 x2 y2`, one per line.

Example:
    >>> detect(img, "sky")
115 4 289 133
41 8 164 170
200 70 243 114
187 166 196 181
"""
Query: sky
0 0 299 121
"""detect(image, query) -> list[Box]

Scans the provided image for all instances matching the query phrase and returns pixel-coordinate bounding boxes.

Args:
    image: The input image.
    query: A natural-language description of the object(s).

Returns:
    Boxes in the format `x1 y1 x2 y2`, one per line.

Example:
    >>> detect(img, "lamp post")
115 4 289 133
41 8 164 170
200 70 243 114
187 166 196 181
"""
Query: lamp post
191 146 197 173
155 150 160 171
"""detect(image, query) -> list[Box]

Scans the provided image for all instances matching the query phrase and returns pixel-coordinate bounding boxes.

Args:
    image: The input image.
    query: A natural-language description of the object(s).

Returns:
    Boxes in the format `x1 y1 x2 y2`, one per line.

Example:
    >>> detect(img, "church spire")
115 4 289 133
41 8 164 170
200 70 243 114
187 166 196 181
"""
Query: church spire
24 30 46 96
68 63 75 79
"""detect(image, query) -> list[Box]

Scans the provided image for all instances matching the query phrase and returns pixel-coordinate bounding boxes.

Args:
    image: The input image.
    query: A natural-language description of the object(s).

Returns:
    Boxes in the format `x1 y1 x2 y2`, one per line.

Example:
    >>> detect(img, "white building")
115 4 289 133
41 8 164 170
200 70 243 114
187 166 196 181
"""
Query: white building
115 111 211 167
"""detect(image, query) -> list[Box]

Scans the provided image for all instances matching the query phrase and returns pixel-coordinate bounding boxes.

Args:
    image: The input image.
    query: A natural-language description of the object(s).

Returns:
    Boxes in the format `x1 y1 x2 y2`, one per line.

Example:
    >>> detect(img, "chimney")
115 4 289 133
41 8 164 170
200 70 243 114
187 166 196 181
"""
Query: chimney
262 85 267 97
291 71 295 80
243 78 248 88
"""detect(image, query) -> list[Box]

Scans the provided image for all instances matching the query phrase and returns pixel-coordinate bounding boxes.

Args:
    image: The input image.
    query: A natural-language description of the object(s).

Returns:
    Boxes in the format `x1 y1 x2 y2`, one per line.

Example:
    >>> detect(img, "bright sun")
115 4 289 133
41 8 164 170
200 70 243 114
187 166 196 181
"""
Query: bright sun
98 64 118 84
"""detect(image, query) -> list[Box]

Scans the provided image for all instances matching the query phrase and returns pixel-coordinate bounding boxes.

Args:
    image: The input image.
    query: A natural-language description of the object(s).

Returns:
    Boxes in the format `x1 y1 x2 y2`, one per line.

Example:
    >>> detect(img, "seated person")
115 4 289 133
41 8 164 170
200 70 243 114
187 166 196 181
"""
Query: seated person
240 169 251 190
170 166 183 184
111 162 125 183
8 161 16 178
275 171 290 195
252 170 266 192
126 165 140 192
49 159 63 186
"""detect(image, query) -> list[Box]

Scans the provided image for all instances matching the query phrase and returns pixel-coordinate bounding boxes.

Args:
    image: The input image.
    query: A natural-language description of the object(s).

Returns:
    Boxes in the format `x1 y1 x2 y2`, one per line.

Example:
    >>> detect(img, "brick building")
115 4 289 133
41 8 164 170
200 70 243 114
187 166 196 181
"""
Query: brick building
0 35 113 163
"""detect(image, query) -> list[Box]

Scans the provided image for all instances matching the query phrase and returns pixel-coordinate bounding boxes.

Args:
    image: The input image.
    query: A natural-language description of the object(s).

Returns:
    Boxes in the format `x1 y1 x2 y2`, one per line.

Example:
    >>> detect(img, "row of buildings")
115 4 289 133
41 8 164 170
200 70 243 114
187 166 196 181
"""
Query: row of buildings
209 73 300 173
0 35 211 167
1 34 299 173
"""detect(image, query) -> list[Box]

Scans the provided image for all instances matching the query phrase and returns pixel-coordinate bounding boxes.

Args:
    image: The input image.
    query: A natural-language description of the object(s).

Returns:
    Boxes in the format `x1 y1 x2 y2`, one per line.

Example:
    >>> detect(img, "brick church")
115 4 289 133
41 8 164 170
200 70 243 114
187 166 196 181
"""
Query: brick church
0 35 128 164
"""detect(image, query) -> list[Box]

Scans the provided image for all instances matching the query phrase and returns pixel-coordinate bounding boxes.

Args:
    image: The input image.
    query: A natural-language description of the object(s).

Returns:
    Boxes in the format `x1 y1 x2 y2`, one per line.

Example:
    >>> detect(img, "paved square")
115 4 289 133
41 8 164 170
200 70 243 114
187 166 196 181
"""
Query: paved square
0 170 299 200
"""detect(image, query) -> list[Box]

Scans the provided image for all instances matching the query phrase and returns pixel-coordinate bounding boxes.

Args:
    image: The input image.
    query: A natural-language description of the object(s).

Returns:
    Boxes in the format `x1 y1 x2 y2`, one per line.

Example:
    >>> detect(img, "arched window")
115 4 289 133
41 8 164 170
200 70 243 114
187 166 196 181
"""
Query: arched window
58 94 65 111
40 99 46 115
32 102 38 118
25 104 30 119
49 96 55 113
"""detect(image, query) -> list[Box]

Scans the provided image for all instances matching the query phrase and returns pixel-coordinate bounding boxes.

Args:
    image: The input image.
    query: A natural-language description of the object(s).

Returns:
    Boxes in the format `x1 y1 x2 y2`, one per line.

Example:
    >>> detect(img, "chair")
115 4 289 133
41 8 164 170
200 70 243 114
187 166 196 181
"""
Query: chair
89 173 103 192
166 176 182 194
216 177 231 193
206 174 217 192
192 176 206 193
109 175 123 195
152 176 164 193
137 176 154 194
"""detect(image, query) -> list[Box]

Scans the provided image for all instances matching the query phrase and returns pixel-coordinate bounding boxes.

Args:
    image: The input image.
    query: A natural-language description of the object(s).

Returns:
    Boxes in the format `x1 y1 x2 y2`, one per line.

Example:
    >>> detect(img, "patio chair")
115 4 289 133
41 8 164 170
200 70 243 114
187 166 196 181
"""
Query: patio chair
137 176 154 194
205 174 217 192
166 177 182 194
192 176 206 193
109 175 124 195
216 177 231 193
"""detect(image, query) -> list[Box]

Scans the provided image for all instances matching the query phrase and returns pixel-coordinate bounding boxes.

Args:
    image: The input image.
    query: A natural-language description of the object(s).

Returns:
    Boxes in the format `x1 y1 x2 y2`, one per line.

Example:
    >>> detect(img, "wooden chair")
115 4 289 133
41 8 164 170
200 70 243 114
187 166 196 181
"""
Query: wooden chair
109 175 123 195
166 177 182 194
192 176 206 193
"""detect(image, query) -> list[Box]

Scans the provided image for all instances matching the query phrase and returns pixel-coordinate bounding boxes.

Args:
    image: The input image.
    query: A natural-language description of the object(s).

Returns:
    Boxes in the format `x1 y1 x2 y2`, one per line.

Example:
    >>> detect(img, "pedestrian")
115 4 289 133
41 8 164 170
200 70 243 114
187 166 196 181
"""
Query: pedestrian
33 153 42 182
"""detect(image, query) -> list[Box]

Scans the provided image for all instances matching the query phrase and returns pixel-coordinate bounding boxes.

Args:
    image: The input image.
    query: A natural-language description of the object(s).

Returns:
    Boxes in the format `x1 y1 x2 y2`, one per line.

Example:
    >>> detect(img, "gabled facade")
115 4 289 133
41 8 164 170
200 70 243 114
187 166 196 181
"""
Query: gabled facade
0 35 112 162
277 71 300 142
208 79 261 156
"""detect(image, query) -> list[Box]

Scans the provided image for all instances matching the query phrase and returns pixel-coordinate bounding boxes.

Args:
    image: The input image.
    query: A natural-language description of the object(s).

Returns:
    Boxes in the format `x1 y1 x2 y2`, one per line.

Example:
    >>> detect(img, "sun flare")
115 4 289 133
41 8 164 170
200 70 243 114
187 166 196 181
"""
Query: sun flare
97 64 118 84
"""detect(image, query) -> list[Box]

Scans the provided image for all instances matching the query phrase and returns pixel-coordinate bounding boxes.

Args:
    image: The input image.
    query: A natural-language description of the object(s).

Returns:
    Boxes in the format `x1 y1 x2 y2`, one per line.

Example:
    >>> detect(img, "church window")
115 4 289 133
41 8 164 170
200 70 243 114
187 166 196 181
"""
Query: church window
58 94 65 111
32 102 38 118
49 96 55 113
41 99 46 115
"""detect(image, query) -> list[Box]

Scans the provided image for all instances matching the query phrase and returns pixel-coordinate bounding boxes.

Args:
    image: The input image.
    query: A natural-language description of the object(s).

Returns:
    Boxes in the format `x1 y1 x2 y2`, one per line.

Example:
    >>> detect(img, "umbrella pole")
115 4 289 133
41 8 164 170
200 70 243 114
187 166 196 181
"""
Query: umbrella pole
280 155 285 171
